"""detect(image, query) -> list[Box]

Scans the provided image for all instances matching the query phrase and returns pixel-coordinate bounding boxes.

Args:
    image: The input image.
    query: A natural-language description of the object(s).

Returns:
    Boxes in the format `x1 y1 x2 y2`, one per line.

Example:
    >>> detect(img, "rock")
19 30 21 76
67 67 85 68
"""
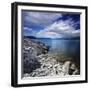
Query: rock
23 38 49 74
23 38 49 56
23 56 41 74
62 61 71 75
23 53 79 77
69 63 79 75
26 54 63 77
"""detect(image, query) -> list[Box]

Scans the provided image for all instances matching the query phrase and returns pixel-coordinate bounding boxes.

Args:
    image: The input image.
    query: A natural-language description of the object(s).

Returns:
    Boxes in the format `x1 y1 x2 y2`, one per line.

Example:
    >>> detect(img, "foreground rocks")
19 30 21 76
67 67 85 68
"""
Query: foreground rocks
23 38 80 77
23 54 79 77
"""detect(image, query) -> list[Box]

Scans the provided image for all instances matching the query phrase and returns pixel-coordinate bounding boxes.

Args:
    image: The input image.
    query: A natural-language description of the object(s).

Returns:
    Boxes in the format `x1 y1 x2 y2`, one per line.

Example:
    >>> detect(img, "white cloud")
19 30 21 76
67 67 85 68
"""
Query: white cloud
24 12 62 26
23 27 37 36
36 19 80 38
24 27 32 31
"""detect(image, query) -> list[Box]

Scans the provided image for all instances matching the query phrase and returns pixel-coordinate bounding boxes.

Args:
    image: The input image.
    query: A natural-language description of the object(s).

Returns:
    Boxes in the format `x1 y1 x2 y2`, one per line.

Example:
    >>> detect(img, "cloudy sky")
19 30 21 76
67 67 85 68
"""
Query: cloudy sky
22 11 80 38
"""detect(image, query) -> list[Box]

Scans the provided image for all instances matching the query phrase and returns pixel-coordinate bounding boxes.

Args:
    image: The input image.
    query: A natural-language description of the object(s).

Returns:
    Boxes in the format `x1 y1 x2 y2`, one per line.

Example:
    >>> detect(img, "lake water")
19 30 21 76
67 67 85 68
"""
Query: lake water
32 38 80 65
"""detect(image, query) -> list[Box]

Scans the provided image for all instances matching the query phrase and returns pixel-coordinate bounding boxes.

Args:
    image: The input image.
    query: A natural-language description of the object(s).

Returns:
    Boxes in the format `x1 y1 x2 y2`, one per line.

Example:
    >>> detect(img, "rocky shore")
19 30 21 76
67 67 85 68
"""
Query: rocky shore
23 38 80 77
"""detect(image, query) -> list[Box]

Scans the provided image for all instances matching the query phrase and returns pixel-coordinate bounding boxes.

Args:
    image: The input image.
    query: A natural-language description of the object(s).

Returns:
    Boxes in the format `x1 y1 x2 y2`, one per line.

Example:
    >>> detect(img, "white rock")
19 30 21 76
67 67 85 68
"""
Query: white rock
62 61 71 75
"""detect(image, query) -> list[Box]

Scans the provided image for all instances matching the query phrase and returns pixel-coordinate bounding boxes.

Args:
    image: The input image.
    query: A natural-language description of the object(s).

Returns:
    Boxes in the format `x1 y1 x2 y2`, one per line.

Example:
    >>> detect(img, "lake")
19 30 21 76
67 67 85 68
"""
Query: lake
32 38 80 65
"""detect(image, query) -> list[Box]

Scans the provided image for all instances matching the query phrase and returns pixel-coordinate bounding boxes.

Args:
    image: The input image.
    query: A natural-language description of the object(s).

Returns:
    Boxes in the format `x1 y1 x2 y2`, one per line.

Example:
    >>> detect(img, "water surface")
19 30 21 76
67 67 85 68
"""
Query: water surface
32 38 80 65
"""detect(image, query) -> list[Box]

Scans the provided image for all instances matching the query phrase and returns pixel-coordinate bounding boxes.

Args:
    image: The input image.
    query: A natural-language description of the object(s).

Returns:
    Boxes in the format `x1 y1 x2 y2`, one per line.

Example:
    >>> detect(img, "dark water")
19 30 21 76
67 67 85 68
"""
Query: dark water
33 38 80 65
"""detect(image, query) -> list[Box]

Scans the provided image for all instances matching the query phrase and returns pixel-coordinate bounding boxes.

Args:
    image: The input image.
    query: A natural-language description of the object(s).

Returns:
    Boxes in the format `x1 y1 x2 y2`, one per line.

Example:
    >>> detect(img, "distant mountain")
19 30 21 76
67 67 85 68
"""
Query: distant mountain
24 36 37 39
24 36 80 40
36 38 52 39
55 37 80 40
36 37 80 40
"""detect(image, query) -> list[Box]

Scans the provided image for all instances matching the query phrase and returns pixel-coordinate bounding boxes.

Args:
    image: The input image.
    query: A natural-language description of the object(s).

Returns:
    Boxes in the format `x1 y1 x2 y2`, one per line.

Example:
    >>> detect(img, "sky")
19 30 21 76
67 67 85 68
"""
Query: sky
22 10 80 38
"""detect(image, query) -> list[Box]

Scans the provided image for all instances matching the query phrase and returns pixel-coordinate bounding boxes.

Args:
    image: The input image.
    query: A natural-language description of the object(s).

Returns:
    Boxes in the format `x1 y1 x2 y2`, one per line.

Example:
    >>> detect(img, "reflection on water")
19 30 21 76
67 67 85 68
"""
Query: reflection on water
50 39 80 54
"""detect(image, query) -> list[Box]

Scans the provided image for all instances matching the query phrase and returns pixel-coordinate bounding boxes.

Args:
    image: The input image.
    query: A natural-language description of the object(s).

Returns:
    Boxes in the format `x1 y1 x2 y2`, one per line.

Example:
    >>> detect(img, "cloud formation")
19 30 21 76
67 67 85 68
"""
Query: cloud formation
23 27 37 36
36 19 80 38
22 11 80 38
23 11 62 27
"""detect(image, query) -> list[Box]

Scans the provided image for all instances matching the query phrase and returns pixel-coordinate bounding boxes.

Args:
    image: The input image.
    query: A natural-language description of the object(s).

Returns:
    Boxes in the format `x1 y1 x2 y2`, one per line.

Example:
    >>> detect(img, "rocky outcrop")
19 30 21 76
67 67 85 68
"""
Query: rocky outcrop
23 38 49 74
23 38 49 56
23 38 79 77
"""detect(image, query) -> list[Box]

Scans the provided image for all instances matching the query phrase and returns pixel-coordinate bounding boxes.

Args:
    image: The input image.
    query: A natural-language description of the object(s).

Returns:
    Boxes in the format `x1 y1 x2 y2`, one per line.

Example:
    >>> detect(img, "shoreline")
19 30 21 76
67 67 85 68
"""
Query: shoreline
23 38 80 77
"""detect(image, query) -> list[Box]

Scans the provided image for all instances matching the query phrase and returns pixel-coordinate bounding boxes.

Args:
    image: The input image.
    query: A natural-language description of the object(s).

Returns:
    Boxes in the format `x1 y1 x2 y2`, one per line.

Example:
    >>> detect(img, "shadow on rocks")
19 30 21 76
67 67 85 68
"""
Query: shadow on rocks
23 56 41 74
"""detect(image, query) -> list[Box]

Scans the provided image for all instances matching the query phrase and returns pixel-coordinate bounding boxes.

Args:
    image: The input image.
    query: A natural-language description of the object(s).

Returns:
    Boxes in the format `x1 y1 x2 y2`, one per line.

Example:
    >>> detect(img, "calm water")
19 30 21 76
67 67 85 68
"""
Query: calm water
33 38 80 64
